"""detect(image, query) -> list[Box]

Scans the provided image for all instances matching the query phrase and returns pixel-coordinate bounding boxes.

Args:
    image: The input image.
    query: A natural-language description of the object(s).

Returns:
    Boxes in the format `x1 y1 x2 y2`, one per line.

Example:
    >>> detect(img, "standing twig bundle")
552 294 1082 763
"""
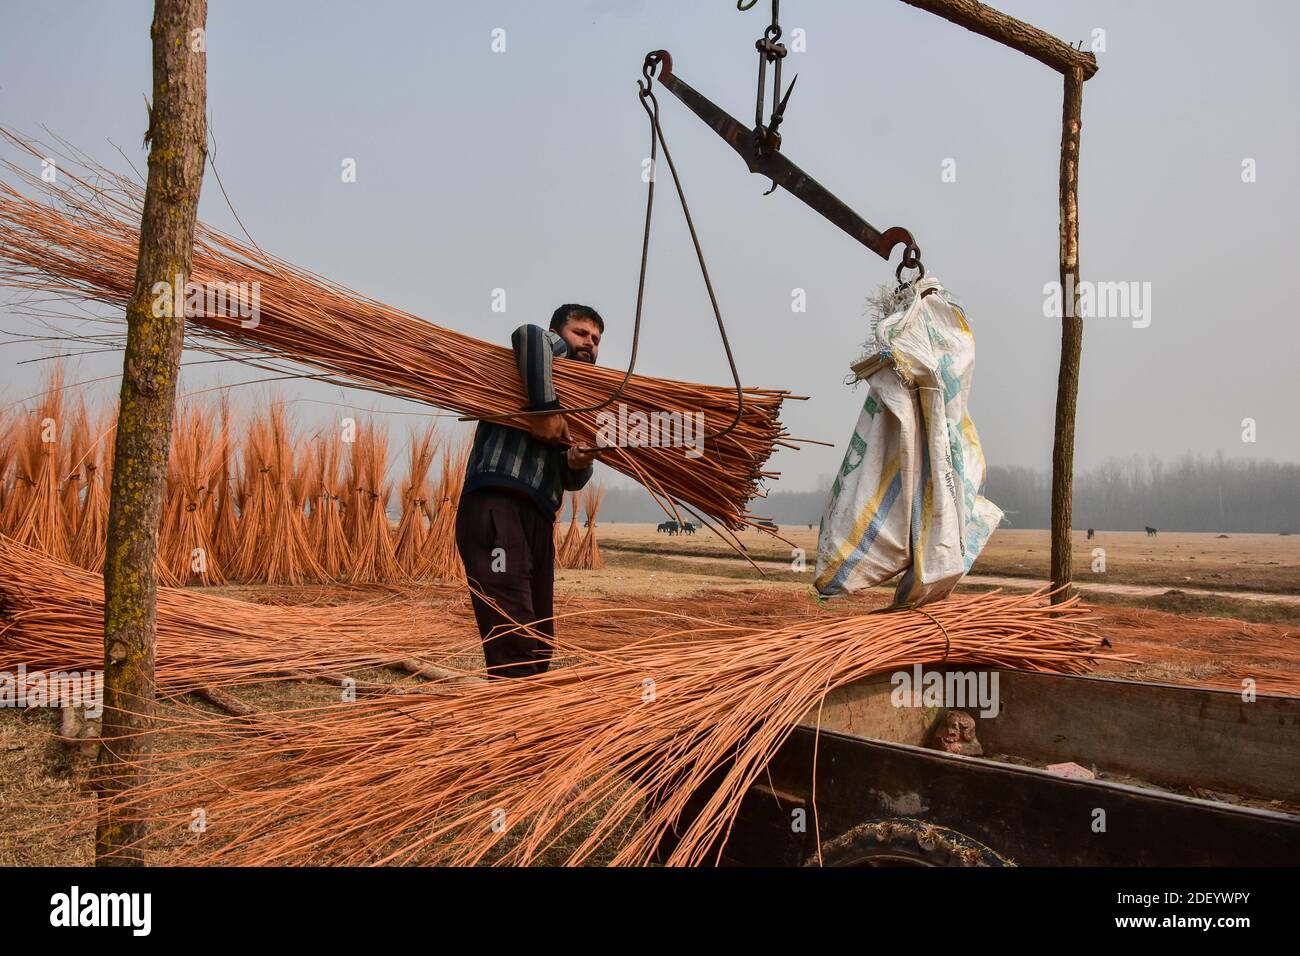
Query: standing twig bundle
552 493 565 556
393 424 437 577
0 408 14 519
157 405 225 585
418 438 470 583
252 404 324 586
574 483 606 571
6 365 69 562
59 398 89 538
209 395 238 570
69 408 113 573
307 428 349 580
556 495 581 569
346 420 400 584
226 409 273 582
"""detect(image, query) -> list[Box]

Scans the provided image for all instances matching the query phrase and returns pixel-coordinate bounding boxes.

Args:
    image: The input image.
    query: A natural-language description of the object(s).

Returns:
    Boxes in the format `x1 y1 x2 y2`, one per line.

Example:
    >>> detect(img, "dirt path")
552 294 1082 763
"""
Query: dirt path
599 526 1300 596
964 574 1300 606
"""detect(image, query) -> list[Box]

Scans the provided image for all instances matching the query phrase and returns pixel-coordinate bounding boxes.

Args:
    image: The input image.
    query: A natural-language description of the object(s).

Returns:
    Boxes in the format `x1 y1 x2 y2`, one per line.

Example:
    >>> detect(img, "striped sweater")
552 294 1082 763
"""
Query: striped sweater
462 324 594 518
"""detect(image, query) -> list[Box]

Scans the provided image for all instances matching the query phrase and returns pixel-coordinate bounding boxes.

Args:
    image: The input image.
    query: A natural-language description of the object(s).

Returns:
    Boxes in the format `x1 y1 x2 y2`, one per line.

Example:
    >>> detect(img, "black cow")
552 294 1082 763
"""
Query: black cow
1086 528 1094 540
681 522 697 535
1145 526 1158 537
657 520 680 535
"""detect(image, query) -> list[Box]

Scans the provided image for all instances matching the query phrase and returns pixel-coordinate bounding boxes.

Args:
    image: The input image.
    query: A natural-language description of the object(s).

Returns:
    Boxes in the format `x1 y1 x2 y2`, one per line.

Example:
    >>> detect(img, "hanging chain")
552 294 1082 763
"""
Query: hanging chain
760 2 786 127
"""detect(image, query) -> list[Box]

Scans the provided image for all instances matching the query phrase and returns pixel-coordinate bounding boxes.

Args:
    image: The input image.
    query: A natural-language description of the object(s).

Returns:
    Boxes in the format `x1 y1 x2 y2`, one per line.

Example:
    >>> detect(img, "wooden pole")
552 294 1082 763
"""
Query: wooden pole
1050 66 1085 603
96 0 208 865
899 0 1098 77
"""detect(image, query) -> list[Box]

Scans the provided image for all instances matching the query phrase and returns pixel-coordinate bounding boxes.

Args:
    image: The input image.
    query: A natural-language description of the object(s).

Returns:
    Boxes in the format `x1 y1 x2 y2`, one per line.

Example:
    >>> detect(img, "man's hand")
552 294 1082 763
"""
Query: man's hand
565 444 597 470
530 411 570 445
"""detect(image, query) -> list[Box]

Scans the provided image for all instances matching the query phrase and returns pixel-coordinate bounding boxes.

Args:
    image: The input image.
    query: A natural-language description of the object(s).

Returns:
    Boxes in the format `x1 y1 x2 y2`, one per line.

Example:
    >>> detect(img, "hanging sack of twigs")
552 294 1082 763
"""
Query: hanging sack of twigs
815 277 1002 605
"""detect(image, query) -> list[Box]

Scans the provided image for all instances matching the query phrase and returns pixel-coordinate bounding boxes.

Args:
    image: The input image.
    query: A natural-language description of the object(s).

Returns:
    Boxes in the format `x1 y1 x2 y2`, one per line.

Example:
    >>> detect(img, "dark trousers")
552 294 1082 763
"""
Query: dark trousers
455 487 556 678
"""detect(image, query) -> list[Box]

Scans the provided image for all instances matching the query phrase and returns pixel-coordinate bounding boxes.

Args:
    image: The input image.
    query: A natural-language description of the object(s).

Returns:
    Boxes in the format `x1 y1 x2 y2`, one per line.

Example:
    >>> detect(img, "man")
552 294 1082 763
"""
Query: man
455 304 603 678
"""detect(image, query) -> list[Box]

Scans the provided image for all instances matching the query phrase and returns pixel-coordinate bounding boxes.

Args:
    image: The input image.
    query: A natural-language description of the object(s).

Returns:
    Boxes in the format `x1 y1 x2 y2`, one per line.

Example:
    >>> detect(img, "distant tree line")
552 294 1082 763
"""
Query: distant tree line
596 453 1299 533
989 453 1298 534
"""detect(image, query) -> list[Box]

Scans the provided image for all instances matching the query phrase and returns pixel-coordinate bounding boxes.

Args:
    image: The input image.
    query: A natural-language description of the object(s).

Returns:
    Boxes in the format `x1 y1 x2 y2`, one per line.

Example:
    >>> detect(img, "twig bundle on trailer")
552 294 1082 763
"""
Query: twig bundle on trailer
78 588 1109 866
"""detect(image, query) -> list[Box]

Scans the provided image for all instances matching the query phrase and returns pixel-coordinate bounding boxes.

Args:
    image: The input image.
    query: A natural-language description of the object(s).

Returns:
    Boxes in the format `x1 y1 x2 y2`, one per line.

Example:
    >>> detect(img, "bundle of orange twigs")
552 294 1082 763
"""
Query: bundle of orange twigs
574 484 606 570
0 365 483 586
83 588 1105 866
0 135 800 538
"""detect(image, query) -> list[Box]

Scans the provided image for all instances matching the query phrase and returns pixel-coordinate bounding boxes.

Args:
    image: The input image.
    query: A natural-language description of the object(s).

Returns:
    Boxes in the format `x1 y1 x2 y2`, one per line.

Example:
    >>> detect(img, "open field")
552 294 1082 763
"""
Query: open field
595 524 1300 594
589 525 1300 621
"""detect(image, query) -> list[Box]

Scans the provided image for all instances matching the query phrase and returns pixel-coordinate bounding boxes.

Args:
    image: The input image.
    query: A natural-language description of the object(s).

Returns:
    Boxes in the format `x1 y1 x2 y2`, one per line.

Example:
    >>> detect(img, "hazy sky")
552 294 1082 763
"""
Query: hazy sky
2 0 1296 492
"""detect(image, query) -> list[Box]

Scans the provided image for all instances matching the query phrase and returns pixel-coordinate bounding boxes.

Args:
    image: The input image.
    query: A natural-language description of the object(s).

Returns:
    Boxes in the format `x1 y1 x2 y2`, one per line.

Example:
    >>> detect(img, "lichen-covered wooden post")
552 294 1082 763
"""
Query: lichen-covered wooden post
96 0 207 865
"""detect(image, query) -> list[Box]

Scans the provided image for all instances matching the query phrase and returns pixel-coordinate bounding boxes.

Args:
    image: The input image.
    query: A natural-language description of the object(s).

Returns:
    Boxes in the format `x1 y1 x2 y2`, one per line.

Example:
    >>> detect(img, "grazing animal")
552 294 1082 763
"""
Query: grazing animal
755 519 778 532
681 522 697 535
657 520 680 535
1145 526 1157 537
1086 528 1094 540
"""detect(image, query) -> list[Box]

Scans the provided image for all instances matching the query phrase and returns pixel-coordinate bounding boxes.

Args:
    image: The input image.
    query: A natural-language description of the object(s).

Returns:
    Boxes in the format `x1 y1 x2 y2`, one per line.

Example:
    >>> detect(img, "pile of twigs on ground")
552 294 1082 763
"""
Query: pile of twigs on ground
0 536 472 693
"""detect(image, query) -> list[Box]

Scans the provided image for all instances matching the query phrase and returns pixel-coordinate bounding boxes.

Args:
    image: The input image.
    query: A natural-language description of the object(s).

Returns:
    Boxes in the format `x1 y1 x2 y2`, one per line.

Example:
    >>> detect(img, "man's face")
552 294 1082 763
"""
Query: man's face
560 317 600 364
